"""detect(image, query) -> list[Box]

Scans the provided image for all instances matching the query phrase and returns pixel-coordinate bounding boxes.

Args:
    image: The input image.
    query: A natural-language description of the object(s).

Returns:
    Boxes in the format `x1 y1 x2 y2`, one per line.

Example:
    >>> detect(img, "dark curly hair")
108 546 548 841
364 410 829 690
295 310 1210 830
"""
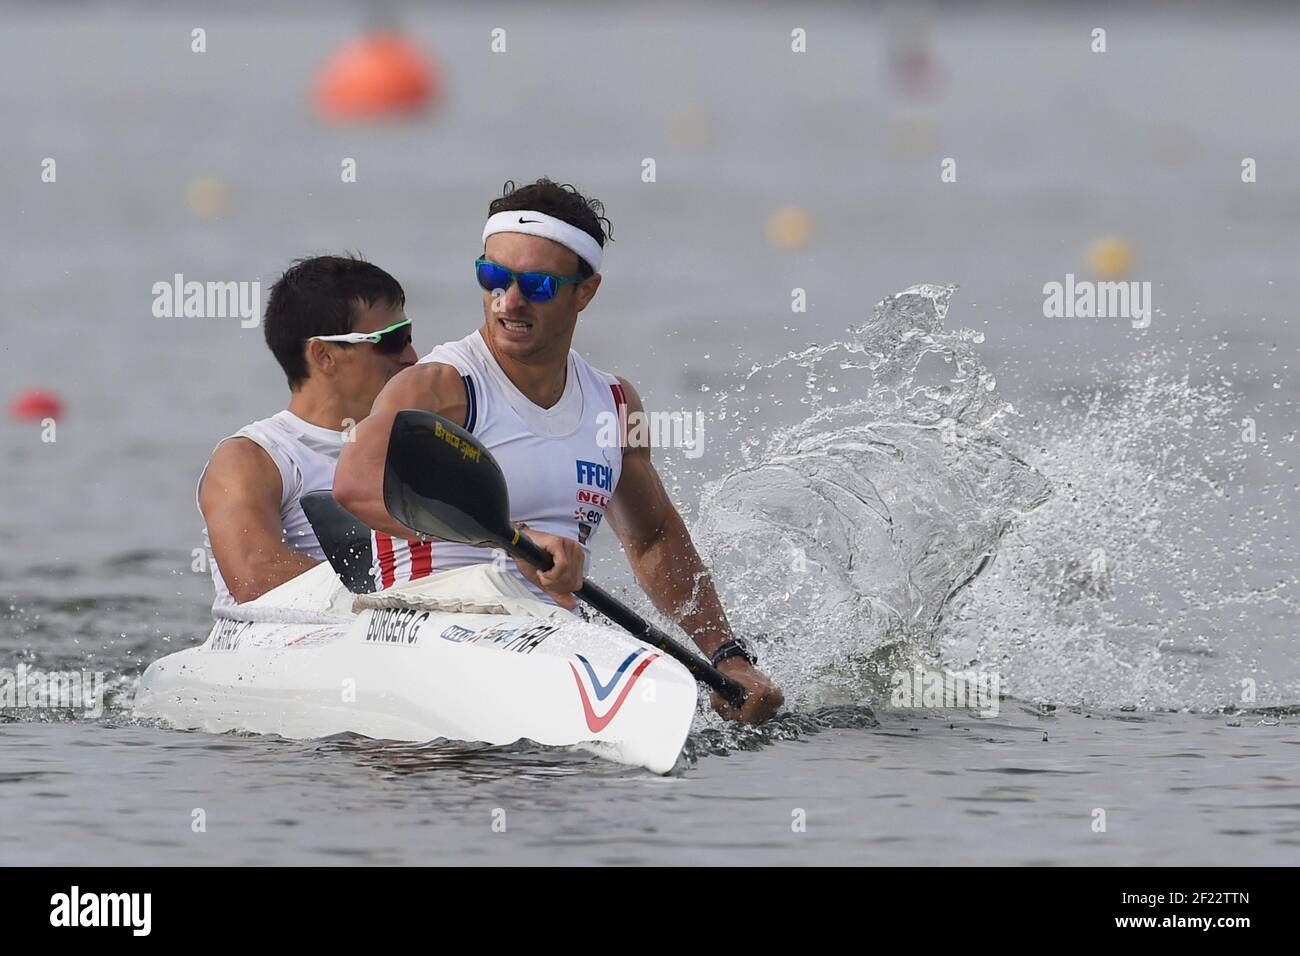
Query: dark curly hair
487 177 613 277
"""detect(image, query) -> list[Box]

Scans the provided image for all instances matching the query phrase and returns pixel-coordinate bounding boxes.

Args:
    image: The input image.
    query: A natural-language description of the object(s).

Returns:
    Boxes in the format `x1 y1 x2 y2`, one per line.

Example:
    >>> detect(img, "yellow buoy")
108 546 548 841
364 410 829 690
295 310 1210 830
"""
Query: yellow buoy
1086 237 1133 280
187 178 228 220
766 206 813 249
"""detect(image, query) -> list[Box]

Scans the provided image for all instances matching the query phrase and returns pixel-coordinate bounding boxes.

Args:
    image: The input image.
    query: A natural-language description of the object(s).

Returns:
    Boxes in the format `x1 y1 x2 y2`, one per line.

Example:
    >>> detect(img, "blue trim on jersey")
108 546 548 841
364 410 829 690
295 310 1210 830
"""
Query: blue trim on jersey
462 374 478 433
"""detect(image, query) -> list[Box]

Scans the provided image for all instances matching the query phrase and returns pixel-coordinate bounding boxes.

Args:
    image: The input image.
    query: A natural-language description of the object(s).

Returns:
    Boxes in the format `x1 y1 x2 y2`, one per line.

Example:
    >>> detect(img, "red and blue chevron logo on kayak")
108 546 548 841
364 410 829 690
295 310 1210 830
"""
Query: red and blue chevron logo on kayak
569 648 660 732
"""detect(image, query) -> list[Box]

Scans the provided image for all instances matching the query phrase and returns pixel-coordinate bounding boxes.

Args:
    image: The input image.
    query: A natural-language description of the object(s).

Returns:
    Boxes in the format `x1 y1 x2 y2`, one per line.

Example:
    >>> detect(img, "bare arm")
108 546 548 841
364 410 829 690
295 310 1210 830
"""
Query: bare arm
605 379 733 657
198 438 319 604
333 362 468 538
605 378 783 722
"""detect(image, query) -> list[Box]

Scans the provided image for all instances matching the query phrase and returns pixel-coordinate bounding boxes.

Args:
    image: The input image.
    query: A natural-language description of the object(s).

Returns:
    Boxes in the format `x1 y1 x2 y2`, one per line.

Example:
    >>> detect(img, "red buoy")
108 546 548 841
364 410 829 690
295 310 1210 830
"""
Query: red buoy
313 32 440 121
10 388 64 422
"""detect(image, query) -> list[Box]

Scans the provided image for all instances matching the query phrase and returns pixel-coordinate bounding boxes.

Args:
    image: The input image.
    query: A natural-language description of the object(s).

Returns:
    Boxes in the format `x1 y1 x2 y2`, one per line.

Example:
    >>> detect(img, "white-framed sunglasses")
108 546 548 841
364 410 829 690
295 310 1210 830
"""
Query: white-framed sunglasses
308 318 412 354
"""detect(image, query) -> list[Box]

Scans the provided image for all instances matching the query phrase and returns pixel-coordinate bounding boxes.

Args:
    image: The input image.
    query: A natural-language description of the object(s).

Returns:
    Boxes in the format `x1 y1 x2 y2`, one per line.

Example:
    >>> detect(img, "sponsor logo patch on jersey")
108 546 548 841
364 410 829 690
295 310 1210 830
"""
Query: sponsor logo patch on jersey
574 470 610 544
575 459 613 492
576 489 609 508
574 506 604 526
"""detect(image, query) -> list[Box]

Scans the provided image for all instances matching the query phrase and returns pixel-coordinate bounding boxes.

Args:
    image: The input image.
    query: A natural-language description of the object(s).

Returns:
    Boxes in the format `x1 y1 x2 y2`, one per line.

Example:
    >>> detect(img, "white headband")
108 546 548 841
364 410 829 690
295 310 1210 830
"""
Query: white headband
482 210 603 274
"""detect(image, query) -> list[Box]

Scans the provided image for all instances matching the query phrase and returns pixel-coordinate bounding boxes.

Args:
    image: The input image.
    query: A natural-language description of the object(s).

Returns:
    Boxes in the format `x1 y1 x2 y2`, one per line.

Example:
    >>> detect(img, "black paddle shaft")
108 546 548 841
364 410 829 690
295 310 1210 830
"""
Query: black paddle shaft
508 532 748 707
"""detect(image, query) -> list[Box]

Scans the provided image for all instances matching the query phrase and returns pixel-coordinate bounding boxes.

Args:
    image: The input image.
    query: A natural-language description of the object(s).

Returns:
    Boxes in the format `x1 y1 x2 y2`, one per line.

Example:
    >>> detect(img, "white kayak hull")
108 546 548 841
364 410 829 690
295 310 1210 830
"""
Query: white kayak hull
134 570 699 774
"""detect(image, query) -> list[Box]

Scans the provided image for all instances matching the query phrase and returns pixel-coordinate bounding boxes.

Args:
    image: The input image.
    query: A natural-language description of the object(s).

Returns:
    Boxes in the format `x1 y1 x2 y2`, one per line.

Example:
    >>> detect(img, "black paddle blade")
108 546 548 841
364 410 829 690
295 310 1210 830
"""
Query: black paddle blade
300 491 376 594
383 409 513 547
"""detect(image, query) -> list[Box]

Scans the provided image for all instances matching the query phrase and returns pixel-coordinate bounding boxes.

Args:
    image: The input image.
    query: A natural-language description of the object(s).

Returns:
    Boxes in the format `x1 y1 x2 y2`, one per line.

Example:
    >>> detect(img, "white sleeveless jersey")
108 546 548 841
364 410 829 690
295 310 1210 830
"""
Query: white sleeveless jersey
199 410 345 615
372 329 627 603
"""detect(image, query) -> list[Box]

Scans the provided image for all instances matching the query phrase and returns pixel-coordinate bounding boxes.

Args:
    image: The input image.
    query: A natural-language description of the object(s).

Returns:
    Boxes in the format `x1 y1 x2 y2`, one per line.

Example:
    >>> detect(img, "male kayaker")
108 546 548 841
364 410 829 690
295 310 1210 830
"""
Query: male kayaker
334 179 784 723
198 255 417 614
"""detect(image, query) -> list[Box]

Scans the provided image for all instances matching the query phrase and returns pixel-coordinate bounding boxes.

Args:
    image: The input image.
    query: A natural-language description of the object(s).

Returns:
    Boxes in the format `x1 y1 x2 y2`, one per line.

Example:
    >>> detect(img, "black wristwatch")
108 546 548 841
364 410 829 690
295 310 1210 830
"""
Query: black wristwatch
710 637 758 668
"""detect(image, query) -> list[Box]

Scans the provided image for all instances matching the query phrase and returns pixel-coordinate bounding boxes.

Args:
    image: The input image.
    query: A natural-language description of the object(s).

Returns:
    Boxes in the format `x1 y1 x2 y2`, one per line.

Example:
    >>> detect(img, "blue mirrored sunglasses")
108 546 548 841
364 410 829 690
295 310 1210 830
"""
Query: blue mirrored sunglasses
475 257 585 303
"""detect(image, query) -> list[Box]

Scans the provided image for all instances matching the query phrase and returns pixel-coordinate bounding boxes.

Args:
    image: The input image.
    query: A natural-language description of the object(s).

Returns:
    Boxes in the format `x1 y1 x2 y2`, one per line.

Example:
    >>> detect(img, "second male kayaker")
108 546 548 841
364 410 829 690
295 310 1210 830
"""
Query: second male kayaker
333 178 784 723
198 255 417 614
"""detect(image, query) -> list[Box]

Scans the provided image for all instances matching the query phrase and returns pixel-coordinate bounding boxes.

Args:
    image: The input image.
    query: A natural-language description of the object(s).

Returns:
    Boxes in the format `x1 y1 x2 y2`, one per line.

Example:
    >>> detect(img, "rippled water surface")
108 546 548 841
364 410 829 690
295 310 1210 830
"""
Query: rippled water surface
5 707 1297 865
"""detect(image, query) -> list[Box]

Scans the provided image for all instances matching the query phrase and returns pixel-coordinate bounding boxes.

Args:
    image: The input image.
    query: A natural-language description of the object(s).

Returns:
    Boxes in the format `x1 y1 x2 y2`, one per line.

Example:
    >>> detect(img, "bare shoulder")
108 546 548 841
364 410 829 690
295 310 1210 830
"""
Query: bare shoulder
613 375 646 413
612 375 652 464
199 436 281 502
366 361 473 429
374 362 469 423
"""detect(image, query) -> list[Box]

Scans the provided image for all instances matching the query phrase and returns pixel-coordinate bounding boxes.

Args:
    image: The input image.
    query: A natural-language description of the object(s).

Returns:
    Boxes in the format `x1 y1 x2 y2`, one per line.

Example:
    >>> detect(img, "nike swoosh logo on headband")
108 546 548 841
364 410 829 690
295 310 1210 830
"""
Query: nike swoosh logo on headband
518 217 540 224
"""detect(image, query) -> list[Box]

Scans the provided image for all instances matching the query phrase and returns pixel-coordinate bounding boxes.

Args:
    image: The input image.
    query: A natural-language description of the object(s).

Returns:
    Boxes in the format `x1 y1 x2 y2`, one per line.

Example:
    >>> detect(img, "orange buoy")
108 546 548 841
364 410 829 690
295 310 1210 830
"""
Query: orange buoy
313 32 439 121
10 388 64 422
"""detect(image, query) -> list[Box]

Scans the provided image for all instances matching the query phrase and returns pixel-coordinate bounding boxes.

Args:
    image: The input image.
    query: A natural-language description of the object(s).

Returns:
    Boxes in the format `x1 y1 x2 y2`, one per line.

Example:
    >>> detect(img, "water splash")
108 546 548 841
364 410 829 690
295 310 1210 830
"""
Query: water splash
692 283 1298 715
941 355 1299 711
693 284 1050 702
